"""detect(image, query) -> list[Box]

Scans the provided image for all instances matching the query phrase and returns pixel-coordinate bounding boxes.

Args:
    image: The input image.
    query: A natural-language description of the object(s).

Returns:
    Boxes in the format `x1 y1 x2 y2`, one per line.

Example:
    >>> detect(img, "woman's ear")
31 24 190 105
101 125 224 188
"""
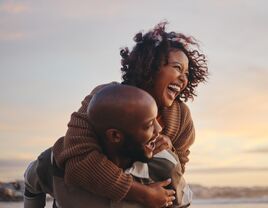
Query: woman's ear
106 129 124 144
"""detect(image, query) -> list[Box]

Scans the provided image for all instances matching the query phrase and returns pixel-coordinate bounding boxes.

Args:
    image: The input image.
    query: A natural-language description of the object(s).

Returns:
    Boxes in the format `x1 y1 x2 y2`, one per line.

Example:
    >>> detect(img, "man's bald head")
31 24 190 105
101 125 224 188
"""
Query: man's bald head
87 84 156 136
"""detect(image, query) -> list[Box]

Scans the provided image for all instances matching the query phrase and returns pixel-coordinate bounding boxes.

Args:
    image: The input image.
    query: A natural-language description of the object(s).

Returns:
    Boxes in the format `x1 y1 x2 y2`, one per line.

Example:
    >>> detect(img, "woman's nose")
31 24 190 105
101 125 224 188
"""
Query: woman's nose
179 73 187 81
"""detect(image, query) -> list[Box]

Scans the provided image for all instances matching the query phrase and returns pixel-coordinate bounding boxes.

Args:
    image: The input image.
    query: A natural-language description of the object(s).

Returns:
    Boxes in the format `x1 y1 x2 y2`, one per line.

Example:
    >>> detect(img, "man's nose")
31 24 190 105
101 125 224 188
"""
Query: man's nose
154 119 162 135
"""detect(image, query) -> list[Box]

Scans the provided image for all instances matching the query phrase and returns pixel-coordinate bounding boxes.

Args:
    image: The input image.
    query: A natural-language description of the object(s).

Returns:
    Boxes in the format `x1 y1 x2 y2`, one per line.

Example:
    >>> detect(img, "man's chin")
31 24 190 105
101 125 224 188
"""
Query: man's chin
137 153 153 163
136 156 150 163
121 150 149 163
130 153 151 163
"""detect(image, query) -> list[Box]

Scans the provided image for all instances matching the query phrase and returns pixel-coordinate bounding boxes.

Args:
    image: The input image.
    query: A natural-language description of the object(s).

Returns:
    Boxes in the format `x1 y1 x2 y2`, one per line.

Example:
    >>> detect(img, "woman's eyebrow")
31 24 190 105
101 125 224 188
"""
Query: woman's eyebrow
169 61 180 64
170 61 188 71
169 61 182 67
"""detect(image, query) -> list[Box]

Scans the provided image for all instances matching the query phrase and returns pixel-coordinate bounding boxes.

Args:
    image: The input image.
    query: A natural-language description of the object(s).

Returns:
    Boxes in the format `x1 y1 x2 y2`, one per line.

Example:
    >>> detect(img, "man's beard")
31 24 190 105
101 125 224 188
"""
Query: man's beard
119 134 149 163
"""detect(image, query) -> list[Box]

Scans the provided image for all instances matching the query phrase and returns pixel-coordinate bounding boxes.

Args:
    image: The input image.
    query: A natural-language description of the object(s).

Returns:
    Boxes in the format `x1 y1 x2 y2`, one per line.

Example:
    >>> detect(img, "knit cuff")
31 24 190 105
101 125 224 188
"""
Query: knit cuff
112 173 134 202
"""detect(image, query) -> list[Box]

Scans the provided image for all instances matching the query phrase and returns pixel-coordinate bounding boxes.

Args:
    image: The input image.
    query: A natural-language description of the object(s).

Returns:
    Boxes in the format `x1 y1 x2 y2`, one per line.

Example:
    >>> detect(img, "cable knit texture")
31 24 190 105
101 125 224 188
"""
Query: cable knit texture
53 82 195 201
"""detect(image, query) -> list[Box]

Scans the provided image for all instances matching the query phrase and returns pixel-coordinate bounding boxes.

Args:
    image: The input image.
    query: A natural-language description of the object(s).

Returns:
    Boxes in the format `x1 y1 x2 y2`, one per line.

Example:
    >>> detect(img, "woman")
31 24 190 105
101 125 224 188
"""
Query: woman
53 22 208 208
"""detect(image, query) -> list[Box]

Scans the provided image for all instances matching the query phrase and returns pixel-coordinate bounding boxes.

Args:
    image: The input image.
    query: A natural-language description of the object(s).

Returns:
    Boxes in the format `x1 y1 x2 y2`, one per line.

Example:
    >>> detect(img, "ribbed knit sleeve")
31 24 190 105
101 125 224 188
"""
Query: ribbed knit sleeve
53 83 133 201
173 102 195 174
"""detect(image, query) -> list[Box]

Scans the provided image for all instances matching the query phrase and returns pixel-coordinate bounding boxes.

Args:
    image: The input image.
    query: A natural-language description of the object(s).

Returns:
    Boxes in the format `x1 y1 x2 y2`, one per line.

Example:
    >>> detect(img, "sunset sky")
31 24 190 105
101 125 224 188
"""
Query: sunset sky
1 0 268 186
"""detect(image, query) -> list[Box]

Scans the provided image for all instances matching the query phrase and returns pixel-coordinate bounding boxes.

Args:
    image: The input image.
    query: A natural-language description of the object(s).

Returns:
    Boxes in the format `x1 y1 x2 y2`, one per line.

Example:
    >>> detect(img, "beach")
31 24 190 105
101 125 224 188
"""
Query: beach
1 180 268 208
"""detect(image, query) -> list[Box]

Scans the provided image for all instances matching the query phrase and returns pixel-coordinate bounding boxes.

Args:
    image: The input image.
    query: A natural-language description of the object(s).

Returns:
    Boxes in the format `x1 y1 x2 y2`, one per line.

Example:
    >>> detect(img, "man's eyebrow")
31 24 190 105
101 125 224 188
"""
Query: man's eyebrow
144 117 155 124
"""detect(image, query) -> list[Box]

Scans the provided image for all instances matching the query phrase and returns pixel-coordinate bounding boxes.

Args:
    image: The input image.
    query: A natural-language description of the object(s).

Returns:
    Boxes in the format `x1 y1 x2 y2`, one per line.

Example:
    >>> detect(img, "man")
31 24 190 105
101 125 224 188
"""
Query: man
24 85 191 208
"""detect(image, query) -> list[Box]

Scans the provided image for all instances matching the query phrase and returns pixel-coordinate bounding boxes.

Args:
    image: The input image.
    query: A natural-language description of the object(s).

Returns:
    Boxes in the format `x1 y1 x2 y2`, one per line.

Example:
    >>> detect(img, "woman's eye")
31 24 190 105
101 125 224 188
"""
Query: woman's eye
173 65 182 72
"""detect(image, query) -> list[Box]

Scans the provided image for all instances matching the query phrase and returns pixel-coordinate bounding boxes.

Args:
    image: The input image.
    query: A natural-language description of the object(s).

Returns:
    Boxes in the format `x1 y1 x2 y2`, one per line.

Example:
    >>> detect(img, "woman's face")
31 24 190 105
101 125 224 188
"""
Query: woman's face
150 50 189 108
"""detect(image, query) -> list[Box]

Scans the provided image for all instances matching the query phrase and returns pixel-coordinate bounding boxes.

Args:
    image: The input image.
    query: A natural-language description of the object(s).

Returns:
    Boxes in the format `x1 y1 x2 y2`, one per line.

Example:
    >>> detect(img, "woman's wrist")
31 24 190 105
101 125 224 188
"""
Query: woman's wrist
125 180 148 204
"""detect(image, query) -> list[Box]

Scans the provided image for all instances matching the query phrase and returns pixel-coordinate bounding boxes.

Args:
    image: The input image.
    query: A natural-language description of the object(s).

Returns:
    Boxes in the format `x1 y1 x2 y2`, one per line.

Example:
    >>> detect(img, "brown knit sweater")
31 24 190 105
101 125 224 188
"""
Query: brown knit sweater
53 82 195 201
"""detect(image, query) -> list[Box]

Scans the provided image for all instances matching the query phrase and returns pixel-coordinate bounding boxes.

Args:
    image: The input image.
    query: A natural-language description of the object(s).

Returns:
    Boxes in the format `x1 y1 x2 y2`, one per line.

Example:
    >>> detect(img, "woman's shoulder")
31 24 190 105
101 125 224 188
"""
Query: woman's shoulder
173 100 193 125
173 100 191 115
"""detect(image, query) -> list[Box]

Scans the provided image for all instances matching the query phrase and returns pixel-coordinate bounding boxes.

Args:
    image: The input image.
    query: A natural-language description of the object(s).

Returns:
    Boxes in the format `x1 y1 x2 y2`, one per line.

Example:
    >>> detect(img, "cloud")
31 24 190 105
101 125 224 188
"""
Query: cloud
0 158 31 167
0 2 29 14
0 105 68 160
189 167 268 174
245 147 268 154
60 1 125 19
191 66 268 142
20 0 127 21
0 31 27 41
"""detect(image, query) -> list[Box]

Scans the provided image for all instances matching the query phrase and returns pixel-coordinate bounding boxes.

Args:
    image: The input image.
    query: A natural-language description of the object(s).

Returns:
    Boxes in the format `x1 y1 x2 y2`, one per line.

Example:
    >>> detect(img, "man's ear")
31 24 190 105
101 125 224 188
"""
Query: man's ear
105 129 124 144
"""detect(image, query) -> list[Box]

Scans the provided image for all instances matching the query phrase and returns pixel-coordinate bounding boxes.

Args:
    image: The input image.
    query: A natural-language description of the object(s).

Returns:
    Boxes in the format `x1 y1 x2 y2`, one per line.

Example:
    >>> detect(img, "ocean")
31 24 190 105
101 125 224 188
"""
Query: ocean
0 200 268 208
1 163 268 208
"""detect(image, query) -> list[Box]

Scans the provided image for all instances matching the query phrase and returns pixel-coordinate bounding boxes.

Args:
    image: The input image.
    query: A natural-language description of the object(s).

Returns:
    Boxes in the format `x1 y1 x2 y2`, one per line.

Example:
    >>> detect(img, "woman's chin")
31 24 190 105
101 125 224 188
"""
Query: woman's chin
161 98 175 108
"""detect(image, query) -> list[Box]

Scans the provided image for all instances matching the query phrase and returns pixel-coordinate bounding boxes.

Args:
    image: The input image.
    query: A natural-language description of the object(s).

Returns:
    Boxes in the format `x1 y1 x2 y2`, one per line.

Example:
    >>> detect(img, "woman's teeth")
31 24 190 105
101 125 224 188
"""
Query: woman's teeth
168 89 176 98
168 84 181 93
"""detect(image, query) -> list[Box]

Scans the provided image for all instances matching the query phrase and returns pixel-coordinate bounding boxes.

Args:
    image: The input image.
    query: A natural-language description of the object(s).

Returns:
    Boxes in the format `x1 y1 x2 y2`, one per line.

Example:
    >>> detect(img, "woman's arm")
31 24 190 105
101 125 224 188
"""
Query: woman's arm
172 102 195 173
152 102 195 173
53 83 134 201
126 179 175 208
53 83 175 204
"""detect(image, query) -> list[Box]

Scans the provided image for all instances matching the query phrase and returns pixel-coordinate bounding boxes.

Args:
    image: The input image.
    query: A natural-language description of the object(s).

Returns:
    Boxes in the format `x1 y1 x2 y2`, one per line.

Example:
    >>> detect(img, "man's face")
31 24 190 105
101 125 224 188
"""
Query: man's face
120 100 162 162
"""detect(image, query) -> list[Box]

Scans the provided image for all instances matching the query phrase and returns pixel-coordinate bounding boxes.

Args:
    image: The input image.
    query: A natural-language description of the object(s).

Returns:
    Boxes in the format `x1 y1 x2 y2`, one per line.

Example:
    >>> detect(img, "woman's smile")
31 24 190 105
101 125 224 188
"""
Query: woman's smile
151 50 189 108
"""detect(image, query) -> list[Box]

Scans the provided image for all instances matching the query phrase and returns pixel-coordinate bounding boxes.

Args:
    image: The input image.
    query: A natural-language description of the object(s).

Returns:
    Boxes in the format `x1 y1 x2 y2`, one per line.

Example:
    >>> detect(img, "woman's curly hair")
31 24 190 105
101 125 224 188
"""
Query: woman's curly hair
120 21 208 102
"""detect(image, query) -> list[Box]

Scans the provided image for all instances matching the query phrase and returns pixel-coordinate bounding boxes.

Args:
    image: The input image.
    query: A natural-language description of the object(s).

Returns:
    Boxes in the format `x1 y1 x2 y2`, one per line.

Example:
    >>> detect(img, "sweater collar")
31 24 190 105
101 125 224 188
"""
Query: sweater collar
161 101 181 142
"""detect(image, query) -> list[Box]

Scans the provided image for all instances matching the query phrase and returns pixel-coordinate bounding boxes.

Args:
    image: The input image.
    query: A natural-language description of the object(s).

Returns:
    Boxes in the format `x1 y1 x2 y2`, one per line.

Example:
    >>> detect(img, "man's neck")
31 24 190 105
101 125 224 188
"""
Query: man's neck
110 155 133 170
104 145 133 169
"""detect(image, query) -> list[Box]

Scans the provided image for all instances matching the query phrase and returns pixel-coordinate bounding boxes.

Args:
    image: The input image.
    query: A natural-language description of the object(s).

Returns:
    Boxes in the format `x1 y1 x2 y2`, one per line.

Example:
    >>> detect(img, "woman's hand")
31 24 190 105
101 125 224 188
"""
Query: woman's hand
146 179 176 208
126 179 175 208
153 134 173 155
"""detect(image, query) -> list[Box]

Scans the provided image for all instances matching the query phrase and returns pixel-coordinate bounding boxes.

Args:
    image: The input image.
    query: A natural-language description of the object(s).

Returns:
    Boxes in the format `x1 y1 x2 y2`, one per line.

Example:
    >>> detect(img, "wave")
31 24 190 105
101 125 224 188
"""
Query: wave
193 197 268 204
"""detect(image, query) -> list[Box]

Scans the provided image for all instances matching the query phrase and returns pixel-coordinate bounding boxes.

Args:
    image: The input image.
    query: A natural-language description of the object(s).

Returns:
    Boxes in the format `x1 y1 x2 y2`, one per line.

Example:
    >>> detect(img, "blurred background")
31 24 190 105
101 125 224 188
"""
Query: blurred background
0 1 268 206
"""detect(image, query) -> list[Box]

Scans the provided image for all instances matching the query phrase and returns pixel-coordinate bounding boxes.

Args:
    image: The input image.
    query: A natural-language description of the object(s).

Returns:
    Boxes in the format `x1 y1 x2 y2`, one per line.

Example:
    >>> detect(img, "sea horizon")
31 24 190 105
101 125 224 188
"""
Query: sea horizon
1 158 268 188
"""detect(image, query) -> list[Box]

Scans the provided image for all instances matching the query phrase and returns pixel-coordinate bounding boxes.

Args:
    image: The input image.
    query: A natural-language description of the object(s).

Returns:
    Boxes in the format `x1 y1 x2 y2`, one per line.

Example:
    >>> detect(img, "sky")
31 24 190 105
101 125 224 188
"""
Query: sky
0 0 268 187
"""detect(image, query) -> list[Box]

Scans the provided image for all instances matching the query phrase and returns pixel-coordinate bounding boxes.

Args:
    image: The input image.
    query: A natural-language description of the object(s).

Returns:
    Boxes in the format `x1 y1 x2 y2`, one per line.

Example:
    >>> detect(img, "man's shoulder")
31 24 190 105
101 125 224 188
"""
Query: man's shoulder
90 82 120 95
82 82 120 103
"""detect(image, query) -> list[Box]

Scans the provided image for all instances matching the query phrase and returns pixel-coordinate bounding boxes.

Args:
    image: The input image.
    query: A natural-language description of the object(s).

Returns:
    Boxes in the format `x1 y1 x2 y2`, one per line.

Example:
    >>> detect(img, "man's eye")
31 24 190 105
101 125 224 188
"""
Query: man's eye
146 122 153 128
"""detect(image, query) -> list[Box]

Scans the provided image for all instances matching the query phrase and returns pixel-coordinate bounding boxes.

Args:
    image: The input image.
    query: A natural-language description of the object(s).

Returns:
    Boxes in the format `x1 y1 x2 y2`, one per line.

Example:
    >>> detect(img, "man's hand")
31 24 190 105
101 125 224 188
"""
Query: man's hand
153 134 172 155
125 179 175 208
